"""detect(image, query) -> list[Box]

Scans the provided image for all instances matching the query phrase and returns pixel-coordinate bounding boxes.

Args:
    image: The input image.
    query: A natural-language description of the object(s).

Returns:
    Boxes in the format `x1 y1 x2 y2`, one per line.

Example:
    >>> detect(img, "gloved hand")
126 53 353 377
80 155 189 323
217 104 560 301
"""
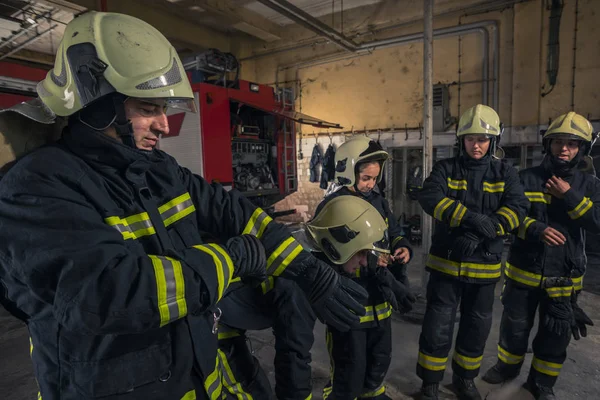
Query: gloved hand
375 267 416 313
225 235 267 287
453 231 481 257
296 256 368 332
571 294 594 340
462 211 498 239
543 300 573 336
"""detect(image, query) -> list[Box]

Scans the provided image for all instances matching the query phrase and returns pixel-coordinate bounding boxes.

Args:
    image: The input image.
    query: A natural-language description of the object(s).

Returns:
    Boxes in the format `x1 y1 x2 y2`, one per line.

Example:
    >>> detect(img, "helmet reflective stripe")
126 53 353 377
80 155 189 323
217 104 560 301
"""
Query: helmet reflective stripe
544 112 593 143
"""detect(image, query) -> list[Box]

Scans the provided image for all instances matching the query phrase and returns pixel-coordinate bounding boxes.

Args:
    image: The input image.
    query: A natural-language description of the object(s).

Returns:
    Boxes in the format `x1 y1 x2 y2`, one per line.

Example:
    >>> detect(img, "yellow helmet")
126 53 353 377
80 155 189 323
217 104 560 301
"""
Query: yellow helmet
306 196 389 265
457 104 502 138
37 11 195 117
334 136 389 186
543 112 593 142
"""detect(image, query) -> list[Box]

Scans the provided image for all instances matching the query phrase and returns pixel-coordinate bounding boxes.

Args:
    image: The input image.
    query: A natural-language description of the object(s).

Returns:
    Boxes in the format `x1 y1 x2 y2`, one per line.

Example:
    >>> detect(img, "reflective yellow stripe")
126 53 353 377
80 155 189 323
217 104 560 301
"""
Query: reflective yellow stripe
433 197 455 221
204 356 223 400
218 331 241 341
105 212 156 240
447 178 467 190
193 244 234 302
354 268 361 278
360 302 393 323
504 263 542 287
304 395 313 400
38 393 42 400
218 349 254 399
498 345 524 365
545 286 573 298
497 206 519 230
149 255 187 327
573 275 583 291
525 191 552 204
391 236 405 248
450 203 468 227
532 357 562 377
29 337 33 357
427 255 501 279
568 197 593 219
181 390 196 400
418 352 447 371
453 351 483 370
518 217 536 239
159 193 196 227
242 208 273 239
267 237 303 276
483 181 505 193
260 276 275 294
497 222 505 236
360 385 386 397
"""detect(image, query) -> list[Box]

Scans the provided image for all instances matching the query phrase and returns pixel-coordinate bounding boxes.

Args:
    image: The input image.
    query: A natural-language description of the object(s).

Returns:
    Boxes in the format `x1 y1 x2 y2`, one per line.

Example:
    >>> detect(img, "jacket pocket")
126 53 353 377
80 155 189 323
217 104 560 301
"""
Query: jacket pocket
71 339 172 397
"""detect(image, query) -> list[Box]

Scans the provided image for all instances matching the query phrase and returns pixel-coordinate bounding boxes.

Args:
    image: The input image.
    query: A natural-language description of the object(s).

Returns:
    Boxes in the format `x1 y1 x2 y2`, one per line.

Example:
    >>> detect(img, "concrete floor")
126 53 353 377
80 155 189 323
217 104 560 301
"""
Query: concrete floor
2 249 600 399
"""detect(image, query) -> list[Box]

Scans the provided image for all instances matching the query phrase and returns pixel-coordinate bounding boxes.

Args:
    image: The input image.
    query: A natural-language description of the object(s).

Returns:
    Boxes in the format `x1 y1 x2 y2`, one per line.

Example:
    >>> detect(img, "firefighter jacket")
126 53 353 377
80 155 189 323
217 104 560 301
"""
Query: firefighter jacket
309 143 322 183
314 186 413 257
0 121 317 400
320 144 336 189
419 155 529 284
506 156 600 292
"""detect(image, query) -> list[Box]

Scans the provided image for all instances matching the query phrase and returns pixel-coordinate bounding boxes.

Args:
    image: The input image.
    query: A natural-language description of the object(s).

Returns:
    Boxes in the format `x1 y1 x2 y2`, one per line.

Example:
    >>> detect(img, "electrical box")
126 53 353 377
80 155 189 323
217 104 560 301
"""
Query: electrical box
433 84 453 133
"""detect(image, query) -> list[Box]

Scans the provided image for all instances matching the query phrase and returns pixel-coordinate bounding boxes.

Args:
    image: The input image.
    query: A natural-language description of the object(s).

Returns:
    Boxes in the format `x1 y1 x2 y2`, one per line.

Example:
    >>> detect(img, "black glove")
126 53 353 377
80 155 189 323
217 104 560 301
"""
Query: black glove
225 235 267 286
296 256 368 332
463 211 498 239
375 267 416 313
571 294 594 340
543 300 573 336
453 231 480 257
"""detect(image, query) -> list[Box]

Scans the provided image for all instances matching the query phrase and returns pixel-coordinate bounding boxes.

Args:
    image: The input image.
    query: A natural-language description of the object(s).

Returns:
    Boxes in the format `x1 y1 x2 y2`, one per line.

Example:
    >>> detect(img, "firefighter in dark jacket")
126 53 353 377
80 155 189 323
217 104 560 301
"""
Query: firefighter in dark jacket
307 196 415 400
0 12 368 400
315 136 413 284
482 112 598 400
416 104 529 400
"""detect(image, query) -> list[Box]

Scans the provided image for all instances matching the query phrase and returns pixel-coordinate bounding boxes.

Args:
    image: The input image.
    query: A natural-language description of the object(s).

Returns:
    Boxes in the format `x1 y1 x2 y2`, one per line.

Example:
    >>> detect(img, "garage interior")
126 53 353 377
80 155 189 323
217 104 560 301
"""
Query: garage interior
1 0 600 399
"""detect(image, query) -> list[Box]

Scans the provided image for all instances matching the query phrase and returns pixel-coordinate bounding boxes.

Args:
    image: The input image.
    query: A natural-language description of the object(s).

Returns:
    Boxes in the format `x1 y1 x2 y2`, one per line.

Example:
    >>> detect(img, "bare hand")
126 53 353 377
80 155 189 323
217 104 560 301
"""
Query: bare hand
545 176 571 199
391 247 411 264
377 254 389 267
540 227 566 246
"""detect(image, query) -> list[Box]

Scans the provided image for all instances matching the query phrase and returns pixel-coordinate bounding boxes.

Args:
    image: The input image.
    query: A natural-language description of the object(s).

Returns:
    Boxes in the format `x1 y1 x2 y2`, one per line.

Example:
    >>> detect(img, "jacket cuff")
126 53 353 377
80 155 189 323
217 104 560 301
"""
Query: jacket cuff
391 236 413 261
563 189 593 220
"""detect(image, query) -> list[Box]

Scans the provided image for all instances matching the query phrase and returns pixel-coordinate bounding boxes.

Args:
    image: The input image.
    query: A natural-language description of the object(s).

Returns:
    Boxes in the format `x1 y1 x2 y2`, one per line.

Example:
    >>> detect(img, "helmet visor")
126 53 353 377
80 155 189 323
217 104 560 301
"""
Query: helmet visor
141 97 197 113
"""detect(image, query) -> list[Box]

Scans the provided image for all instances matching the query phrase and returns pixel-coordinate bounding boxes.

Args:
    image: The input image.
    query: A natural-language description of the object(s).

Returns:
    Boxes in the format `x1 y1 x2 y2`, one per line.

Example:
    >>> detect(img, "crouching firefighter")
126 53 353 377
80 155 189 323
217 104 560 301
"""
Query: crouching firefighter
416 104 529 400
0 11 368 400
483 112 598 400
315 136 414 286
309 196 415 399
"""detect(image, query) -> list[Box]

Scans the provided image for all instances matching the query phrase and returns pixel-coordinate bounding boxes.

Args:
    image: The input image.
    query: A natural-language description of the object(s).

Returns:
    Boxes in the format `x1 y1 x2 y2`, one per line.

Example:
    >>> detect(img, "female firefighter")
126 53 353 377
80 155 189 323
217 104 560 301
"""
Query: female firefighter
307 196 415 400
314 136 413 285
416 104 529 400
482 112 598 400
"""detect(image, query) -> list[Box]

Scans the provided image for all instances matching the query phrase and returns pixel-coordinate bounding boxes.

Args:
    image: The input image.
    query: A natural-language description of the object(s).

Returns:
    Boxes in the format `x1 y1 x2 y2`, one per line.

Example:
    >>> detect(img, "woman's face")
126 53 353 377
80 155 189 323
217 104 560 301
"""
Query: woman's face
463 135 491 159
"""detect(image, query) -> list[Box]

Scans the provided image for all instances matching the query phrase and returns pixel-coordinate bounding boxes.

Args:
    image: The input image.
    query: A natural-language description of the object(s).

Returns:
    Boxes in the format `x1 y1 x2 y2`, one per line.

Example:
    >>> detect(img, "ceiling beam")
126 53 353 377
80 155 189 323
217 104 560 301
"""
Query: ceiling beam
192 0 282 42
6 49 55 66
63 0 233 51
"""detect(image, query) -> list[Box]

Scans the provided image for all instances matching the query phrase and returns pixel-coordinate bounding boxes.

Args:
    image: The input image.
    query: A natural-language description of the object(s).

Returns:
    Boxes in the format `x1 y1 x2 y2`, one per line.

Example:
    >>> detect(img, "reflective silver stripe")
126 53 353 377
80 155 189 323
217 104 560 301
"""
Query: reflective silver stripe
453 352 483 370
243 208 273 239
128 218 153 233
162 258 180 321
426 255 459 276
418 351 447 371
498 345 524 365
161 198 195 225
504 263 542 287
218 350 253 400
460 264 501 279
149 255 187 327
267 238 303 276
260 277 275 294
204 357 223 400
532 357 562 377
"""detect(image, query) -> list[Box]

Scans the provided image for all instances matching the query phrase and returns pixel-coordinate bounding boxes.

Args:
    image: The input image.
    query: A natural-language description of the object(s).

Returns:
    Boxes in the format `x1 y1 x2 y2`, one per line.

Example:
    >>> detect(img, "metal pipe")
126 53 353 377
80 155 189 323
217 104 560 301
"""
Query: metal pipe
255 0 358 52
278 21 496 107
422 0 434 292
0 24 57 61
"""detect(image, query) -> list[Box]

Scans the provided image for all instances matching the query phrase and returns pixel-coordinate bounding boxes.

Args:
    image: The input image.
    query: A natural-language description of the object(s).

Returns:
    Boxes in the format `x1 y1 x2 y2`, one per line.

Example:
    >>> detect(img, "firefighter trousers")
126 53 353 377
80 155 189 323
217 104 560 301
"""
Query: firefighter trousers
417 273 495 383
323 318 392 400
494 280 571 387
219 278 317 400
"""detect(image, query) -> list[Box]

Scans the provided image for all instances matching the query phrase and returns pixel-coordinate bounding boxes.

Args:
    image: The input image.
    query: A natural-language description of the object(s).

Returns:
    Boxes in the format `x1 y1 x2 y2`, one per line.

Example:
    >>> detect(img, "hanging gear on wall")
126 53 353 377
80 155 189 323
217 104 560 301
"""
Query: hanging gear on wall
310 141 322 183
320 140 336 189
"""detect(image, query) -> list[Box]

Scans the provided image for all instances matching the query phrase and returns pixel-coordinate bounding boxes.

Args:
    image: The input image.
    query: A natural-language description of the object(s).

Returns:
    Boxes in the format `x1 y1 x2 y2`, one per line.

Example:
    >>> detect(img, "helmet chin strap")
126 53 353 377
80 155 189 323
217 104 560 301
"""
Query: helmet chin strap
112 95 136 149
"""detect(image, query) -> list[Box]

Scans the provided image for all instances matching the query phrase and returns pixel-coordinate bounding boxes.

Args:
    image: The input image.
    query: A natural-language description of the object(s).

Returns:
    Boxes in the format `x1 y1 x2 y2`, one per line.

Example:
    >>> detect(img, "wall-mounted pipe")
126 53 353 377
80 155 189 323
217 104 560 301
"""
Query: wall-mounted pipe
277 20 498 109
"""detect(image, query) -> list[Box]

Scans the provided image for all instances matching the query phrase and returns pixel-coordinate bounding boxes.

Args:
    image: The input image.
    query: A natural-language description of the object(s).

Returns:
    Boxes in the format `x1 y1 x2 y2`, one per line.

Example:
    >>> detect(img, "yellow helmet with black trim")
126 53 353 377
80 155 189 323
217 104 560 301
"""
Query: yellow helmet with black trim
334 136 389 186
457 104 501 138
306 196 389 265
37 11 195 117
543 112 593 142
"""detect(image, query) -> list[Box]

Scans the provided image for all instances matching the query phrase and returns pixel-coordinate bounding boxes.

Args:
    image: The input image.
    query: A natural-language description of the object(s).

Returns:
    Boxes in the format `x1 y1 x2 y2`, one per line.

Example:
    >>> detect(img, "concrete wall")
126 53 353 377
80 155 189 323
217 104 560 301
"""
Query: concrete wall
241 0 600 218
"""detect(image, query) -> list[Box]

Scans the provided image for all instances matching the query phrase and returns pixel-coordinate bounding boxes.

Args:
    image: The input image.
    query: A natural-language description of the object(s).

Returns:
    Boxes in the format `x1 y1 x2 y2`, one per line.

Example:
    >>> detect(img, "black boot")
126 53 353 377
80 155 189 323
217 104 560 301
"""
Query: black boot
421 382 439 400
482 362 519 384
523 380 556 400
452 375 482 400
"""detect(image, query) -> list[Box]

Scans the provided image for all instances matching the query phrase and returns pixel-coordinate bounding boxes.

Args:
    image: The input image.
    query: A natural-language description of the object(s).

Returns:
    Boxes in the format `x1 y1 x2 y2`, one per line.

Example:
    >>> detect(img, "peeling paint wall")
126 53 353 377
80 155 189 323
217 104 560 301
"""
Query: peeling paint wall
240 0 600 217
